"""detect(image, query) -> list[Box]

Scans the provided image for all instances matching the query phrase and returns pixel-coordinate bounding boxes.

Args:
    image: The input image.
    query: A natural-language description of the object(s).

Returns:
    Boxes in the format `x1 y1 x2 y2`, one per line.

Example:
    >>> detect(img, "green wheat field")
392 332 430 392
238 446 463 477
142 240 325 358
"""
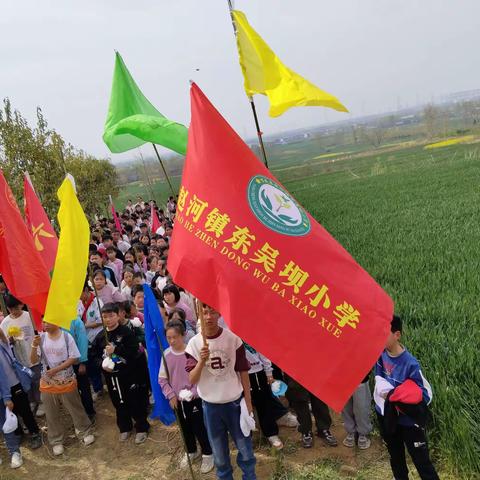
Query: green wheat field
116 139 480 478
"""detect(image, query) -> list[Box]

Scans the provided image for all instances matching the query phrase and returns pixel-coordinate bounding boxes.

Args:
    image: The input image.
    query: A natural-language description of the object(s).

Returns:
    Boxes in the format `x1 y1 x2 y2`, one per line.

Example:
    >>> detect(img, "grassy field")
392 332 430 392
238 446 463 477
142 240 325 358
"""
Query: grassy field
284 142 480 477
115 138 480 477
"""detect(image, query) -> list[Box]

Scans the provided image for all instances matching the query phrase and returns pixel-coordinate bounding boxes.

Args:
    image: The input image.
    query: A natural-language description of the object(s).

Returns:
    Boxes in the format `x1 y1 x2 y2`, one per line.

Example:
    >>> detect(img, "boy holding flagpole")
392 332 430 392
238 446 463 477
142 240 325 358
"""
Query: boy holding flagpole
186 303 257 480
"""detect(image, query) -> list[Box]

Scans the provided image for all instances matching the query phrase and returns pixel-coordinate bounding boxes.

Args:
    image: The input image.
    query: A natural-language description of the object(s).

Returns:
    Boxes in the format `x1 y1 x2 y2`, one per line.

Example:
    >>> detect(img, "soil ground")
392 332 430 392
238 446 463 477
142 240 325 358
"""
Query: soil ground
0 395 391 480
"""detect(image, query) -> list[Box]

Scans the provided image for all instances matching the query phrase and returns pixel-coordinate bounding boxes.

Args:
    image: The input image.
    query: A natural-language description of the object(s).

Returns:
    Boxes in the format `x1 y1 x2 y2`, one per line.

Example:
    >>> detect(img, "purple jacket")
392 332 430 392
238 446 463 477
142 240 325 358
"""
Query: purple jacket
158 347 198 400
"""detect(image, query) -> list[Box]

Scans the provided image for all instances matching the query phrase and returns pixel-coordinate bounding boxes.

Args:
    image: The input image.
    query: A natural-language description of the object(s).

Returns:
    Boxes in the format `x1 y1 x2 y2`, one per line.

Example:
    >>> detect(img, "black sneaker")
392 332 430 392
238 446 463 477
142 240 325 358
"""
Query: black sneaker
318 429 338 447
302 432 313 448
29 433 42 450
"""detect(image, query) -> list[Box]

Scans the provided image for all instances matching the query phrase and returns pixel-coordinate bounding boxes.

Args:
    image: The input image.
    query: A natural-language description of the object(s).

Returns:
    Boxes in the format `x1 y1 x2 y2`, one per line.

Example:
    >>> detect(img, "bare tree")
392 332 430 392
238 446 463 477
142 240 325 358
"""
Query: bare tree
423 104 439 139
460 101 480 128
136 149 155 201
351 125 359 144
361 118 391 148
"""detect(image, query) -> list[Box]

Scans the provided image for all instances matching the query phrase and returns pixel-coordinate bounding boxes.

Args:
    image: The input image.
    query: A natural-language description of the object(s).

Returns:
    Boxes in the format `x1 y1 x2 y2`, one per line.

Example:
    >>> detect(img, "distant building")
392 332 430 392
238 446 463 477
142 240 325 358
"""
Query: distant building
439 89 480 104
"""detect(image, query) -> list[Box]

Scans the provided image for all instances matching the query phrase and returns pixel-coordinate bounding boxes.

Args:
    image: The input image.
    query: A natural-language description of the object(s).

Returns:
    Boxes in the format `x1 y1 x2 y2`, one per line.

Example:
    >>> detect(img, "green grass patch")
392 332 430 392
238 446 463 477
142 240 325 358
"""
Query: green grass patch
288 143 480 475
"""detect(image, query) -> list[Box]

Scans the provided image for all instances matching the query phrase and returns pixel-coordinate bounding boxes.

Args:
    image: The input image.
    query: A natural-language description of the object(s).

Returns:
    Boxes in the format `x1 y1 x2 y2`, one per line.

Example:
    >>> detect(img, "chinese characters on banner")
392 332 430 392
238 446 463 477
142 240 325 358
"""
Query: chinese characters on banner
168 84 393 411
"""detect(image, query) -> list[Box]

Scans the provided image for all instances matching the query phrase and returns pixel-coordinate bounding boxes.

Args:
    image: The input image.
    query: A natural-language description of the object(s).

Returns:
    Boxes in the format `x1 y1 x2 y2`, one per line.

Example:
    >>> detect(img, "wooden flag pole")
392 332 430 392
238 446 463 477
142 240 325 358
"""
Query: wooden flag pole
194 299 207 347
0 294 7 317
152 144 176 197
226 0 269 169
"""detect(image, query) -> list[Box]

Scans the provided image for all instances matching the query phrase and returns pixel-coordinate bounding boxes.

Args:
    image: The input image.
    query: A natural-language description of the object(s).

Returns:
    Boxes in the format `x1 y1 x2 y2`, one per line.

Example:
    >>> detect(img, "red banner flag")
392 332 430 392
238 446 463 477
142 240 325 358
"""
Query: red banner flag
151 203 161 234
109 195 123 233
24 173 58 273
168 84 394 411
0 171 50 326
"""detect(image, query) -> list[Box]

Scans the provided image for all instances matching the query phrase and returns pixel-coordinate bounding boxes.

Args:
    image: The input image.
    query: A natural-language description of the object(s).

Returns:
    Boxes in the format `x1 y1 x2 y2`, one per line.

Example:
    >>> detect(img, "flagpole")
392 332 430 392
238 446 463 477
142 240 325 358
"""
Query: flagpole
152 144 176 197
195 299 207 347
0 294 7 317
248 97 269 168
226 0 269 169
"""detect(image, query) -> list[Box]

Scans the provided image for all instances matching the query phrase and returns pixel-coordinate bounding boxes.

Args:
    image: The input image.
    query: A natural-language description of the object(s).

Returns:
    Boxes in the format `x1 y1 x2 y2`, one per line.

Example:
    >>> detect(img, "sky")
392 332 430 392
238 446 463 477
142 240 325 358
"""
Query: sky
1 0 478 162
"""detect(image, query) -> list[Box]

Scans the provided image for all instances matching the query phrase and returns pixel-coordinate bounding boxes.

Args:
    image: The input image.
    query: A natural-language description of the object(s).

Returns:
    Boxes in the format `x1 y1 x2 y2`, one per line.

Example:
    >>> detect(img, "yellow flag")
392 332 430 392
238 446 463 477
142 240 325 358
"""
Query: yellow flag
232 10 348 117
44 175 89 329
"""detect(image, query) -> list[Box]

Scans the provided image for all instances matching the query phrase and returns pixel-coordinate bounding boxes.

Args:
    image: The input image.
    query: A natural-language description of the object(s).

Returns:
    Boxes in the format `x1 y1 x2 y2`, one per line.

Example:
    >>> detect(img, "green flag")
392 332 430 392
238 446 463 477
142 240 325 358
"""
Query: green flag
103 52 187 155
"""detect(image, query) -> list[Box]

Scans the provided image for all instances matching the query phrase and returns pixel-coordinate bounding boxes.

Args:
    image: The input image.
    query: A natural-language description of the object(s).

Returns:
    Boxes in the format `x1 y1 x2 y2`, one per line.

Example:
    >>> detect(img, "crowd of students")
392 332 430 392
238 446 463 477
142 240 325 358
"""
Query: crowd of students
0 196 440 480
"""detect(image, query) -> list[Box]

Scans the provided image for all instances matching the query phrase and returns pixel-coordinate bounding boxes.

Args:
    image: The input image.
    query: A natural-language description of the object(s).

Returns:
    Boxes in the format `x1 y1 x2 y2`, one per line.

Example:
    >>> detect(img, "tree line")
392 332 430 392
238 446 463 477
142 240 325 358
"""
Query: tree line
0 98 117 220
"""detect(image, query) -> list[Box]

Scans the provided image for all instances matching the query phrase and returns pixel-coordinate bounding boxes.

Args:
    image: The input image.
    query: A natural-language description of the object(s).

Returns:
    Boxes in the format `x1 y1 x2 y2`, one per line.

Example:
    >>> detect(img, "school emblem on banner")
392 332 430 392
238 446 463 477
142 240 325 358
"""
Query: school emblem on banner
247 175 310 236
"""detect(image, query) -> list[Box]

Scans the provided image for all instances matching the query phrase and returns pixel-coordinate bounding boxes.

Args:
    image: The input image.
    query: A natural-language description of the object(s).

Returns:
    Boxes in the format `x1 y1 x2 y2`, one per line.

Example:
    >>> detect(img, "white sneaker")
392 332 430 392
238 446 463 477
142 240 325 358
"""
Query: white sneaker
267 435 284 450
200 454 214 474
134 432 148 445
357 434 371 450
83 434 95 446
52 444 64 456
36 404 45 417
277 411 299 428
11 452 23 469
180 451 201 468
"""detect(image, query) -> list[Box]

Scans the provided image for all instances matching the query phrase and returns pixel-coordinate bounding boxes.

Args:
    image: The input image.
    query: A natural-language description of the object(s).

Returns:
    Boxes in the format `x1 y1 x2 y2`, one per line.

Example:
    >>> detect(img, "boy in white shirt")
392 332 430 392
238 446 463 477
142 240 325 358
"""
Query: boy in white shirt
186 304 256 480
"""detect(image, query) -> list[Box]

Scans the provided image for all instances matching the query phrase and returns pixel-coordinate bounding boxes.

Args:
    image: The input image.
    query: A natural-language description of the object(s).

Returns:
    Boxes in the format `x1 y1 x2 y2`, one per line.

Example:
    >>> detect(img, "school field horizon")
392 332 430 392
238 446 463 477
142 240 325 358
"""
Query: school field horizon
112 135 480 479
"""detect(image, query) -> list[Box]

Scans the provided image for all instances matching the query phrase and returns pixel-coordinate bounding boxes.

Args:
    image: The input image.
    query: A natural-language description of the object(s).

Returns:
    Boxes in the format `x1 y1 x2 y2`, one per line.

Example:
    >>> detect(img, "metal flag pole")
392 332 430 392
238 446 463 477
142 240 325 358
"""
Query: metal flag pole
226 0 269 168
152 144 176 197
248 97 269 168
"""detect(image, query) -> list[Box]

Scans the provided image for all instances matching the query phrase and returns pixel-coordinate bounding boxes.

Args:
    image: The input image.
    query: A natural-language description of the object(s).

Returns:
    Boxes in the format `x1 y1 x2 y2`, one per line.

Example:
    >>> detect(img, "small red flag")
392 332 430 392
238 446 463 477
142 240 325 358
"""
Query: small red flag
151 203 161 234
168 84 394 411
109 196 123 233
0 171 50 327
24 173 58 273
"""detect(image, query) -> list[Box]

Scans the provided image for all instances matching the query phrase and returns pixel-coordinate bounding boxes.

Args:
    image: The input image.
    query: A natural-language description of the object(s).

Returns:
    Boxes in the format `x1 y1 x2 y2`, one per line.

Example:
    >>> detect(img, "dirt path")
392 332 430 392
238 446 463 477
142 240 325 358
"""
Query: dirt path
0 396 387 480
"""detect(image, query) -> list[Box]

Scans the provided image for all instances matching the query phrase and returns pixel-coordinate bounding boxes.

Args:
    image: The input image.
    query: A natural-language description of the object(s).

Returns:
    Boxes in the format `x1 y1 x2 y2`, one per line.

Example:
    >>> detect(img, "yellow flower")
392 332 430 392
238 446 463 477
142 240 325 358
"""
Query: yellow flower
7 326 23 339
